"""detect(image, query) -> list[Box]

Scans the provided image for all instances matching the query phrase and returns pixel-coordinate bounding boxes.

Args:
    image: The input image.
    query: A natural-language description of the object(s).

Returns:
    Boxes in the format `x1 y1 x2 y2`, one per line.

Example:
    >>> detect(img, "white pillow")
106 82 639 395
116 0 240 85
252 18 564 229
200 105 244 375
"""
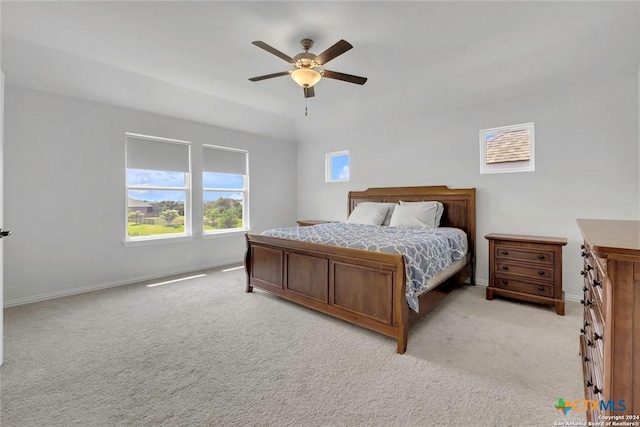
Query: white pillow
357 202 397 226
399 201 444 227
389 203 439 228
346 204 390 225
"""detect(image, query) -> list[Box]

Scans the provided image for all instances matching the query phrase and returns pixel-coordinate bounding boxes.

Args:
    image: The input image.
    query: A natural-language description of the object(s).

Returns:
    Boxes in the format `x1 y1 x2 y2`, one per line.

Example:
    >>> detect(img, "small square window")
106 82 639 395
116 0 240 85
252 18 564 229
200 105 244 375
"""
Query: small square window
480 122 535 174
326 151 350 183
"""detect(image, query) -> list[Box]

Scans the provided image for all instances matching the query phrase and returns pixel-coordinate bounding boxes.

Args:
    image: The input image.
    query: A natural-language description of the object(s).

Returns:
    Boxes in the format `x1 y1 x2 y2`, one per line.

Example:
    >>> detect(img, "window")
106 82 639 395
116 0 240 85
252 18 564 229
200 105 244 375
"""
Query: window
203 145 248 233
125 133 191 241
479 122 535 174
326 150 350 183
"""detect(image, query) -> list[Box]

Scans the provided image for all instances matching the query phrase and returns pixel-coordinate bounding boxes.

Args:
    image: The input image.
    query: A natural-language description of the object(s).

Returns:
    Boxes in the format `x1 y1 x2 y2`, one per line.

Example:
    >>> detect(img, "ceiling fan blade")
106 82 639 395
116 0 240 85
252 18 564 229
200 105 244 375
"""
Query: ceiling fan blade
251 41 295 63
248 71 290 82
304 86 315 98
322 69 368 85
315 40 353 65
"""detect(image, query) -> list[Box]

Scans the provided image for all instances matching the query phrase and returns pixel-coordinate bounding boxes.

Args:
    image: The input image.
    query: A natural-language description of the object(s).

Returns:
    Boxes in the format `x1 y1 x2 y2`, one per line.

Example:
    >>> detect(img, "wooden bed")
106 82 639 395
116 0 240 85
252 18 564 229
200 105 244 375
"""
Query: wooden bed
244 185 476 353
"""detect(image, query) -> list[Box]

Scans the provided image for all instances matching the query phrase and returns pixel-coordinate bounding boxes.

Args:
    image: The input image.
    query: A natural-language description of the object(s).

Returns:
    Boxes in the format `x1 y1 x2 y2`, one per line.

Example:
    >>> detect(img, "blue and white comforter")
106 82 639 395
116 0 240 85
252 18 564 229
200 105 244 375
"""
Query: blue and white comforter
262 223 467 312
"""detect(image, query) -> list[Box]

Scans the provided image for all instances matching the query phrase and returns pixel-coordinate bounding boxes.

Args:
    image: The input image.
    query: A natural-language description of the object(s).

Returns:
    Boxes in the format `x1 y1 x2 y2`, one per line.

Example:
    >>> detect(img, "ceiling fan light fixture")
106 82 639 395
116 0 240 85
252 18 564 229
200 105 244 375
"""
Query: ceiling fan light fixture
290 68 321 88
249 39 367 100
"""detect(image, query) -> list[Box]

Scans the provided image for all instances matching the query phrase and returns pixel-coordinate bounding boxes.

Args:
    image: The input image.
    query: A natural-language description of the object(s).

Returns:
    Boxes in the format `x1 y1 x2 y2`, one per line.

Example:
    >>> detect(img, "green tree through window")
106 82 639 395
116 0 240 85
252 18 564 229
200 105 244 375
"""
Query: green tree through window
203 145 248 233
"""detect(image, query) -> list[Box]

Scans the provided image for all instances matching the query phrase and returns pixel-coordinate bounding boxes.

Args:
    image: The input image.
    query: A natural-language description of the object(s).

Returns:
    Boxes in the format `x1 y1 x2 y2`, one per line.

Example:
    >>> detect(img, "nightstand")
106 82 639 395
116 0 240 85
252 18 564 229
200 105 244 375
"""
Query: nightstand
296 220 333 227
485 233 567 315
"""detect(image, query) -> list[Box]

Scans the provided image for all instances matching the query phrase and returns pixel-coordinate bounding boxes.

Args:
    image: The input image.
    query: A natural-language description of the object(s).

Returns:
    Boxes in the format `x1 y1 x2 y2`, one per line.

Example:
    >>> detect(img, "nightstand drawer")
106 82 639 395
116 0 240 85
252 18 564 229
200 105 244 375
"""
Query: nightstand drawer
495 262 554 282
494 276 553 297
495 245 555 266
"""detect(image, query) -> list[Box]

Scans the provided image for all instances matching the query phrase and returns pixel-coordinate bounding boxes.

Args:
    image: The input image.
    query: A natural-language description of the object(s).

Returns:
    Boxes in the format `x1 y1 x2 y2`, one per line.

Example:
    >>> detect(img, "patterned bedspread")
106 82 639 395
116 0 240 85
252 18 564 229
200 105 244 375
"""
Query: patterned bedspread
261 223 467 312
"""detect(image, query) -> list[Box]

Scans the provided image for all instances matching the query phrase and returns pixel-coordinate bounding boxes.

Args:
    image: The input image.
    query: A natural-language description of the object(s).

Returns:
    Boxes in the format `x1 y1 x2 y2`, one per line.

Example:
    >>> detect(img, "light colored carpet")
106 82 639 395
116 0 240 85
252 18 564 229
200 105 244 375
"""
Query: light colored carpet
1 266 586 426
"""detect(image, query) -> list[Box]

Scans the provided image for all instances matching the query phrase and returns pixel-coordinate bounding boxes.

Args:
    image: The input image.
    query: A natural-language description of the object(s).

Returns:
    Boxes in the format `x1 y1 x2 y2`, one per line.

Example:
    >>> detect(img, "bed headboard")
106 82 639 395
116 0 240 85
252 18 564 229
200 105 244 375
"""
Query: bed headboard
348 185 476 261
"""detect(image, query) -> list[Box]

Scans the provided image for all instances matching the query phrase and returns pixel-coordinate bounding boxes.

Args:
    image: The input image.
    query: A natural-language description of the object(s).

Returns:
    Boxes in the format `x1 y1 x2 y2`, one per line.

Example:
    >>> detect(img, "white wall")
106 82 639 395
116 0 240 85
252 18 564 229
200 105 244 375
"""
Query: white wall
3 73 638 305
3 85 297 304
297 73 640 300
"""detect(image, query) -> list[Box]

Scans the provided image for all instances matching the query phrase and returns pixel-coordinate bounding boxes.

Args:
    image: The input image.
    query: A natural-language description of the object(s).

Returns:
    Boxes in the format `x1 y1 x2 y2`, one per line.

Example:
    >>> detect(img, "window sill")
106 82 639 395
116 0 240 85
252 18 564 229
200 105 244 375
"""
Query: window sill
202 229 250 239
123 235 193 247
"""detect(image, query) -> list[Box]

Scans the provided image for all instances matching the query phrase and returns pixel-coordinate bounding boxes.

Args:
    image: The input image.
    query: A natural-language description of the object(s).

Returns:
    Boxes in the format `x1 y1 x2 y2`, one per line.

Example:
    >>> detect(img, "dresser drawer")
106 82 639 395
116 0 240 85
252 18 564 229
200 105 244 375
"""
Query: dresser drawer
494 276 553 297
495 245 555 266
588 347 605 400
583 241 608 276
582 243 607 305
495 261 554 282
580 335 603 422
587 305 605 363
582 264 603 308
584 351 605 405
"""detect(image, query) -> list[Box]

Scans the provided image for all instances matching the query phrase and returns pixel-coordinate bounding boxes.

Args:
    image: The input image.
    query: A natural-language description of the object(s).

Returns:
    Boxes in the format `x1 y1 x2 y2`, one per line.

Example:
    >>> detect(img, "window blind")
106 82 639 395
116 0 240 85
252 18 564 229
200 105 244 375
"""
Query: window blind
126 135 190 172
203 146 247 175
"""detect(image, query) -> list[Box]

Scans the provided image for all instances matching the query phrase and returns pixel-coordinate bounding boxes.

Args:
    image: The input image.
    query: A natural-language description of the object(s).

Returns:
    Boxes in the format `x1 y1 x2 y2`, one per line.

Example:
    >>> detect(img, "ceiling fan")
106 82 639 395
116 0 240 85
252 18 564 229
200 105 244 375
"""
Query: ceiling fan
248 38 368 99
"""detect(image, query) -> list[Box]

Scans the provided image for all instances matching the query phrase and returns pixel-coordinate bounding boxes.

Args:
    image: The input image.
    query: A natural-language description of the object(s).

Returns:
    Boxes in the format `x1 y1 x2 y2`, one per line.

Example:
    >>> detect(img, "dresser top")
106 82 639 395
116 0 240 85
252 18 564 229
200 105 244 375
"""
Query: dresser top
577 218 640 259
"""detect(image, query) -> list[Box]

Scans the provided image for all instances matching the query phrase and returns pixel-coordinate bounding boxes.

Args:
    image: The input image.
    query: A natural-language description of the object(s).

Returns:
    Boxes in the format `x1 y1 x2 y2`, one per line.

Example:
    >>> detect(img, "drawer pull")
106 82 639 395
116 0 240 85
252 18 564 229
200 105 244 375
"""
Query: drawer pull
593 280 602 288
501 251 509 255
582 286 588 292
537 271 545 276
587 340 595 347
580 327 587 334
584 320 590 327
537 254 545 260
593 386 602 394
501 266 509 271
587 379 593 387
581 244 585 249
580 271 586 276
583 356 590 362
501 280 509 285
537 287 545 291
587 265 593 271
581 299 593 306
581 251 588 257
594 333 602 341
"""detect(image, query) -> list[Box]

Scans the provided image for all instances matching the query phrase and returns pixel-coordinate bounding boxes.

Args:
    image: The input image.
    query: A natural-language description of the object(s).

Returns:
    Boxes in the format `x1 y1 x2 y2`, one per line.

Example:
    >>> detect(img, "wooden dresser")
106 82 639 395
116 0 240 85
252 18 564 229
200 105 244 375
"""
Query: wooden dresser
577 219 640 422
485 233 567 315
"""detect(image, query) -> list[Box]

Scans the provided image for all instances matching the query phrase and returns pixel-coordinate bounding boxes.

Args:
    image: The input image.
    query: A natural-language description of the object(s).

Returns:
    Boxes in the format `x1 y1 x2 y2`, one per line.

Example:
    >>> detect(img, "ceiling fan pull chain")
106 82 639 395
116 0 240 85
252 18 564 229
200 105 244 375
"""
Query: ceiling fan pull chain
305 99 308 117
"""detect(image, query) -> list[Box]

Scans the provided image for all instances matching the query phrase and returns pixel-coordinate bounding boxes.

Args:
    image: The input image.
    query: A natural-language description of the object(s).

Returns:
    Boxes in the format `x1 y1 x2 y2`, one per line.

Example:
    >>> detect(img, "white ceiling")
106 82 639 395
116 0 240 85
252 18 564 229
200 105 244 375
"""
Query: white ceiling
2 1 639 142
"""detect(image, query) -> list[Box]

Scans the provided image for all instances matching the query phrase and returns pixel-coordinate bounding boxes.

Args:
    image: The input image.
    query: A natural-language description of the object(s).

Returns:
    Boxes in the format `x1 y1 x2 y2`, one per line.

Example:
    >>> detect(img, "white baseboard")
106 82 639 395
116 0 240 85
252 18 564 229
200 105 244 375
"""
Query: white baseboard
4 259 244 308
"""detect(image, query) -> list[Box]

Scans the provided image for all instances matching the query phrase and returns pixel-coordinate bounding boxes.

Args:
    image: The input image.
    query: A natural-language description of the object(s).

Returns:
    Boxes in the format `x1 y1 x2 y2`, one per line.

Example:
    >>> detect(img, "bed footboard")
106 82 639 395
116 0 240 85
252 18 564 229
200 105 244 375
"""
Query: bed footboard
245 233 409 353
